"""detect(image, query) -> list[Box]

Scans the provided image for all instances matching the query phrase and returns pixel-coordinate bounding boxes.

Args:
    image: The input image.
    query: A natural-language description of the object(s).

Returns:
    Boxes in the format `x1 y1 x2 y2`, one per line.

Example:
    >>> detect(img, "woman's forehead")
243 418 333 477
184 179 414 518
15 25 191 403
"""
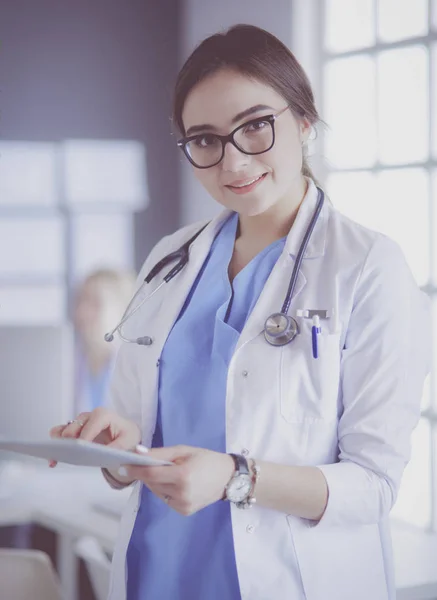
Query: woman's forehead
181 69 283 133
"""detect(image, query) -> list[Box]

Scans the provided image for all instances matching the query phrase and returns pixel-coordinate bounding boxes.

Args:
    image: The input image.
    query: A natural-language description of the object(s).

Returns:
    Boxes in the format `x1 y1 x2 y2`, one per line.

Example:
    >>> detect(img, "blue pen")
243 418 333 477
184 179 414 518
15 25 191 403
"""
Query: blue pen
311 315 321 359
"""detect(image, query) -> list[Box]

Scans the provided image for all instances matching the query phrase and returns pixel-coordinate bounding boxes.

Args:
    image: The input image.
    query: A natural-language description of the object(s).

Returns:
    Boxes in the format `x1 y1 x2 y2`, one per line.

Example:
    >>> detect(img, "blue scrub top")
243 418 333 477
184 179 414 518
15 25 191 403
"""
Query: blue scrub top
126 212 286 600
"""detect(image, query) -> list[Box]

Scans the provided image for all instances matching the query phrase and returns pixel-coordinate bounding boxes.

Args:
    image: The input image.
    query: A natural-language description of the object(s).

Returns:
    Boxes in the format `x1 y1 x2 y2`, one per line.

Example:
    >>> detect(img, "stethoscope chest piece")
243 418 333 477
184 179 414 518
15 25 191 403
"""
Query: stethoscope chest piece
263 313 299 347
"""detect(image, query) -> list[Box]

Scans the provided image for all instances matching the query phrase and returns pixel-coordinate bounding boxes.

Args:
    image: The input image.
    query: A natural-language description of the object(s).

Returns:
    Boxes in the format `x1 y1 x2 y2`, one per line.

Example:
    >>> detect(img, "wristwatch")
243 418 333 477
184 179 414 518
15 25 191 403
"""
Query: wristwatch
224 453 254 509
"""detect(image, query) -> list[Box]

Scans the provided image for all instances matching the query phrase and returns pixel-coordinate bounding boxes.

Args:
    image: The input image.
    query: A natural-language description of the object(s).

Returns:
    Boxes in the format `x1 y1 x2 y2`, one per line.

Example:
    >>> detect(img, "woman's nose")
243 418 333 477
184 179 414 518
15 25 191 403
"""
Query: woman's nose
221 141 249 172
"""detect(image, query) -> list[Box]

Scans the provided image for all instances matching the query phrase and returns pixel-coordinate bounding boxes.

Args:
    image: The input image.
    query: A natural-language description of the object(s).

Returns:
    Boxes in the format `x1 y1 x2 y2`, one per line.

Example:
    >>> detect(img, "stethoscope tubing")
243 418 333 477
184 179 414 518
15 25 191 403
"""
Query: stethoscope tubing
105 188 324 346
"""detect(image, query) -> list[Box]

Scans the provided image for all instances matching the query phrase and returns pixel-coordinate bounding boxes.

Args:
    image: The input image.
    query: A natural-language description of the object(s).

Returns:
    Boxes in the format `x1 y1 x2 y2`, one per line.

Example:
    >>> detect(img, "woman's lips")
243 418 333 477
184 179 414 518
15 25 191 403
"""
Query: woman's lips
225 173 268 194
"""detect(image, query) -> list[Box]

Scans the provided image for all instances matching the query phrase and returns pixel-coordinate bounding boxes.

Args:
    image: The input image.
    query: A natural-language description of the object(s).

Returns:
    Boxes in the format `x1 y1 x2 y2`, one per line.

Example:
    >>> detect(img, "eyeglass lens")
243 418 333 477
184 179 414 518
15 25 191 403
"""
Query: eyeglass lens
186 119 274 168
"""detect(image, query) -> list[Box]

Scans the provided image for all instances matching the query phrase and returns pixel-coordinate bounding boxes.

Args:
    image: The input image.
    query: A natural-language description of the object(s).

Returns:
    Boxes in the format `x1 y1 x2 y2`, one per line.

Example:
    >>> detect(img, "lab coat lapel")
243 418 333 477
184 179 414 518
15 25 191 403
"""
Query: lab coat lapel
235 179 328 351
148 209 232 352
235 256 307 351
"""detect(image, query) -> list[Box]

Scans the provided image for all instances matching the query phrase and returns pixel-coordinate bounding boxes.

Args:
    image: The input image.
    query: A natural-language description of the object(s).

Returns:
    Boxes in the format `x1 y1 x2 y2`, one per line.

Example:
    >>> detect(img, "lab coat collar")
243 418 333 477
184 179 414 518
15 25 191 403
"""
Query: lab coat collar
149 178 327 354
284 177 328 259
195 177 328 261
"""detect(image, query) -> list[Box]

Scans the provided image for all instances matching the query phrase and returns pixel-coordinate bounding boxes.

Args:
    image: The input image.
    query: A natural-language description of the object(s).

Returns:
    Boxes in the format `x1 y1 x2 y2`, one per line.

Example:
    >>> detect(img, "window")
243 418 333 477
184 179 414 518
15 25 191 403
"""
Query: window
320 0 436 530
0 140 148 324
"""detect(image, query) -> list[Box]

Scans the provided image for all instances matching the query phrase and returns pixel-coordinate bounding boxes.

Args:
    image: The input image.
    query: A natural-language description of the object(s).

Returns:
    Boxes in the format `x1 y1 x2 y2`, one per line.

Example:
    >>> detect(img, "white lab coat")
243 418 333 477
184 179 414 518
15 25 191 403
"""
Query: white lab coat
106 178 431 600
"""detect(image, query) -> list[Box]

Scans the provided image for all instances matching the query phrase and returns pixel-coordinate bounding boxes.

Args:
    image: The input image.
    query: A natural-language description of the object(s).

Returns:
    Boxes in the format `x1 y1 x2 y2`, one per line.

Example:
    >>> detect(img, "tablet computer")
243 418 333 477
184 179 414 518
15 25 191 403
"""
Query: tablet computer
0 438 173 468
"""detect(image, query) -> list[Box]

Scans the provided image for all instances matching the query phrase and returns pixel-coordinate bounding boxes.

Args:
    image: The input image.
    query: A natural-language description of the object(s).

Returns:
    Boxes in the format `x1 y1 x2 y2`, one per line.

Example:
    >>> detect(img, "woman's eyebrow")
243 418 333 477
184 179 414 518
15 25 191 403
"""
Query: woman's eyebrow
185 104 274 136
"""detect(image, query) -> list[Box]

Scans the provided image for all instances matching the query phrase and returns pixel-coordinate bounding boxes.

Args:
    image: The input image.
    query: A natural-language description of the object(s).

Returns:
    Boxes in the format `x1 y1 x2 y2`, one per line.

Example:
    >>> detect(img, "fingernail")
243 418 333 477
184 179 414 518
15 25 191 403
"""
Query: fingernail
118 466 128 477
136 444 149 454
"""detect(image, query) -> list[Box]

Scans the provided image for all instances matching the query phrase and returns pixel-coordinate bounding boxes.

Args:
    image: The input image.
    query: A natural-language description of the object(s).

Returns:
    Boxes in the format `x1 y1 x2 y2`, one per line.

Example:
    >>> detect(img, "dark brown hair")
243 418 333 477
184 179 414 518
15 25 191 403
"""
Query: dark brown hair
173 24 321 180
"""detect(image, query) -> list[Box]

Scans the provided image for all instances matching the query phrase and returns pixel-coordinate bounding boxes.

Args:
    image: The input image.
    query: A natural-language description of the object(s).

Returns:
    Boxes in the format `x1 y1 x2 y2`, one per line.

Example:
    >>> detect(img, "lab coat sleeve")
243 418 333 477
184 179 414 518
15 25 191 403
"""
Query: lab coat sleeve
106 235 170 428
314 235 431 528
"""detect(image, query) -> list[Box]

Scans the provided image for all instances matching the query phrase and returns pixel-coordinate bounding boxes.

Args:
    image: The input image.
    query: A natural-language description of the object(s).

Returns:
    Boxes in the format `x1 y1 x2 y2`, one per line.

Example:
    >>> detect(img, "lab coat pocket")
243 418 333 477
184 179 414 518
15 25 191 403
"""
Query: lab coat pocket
279 322 341 423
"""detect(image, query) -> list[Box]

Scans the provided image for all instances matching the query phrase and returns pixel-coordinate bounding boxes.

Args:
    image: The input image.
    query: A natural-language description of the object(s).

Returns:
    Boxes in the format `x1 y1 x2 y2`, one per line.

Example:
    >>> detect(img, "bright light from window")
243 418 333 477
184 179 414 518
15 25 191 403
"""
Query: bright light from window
378 0 428 42
71 213 134 282
0 142 58 206
63 140 149 208
0 285 65 324
432 170 437 286
432 44 437 160
378 46 428 165
0 217 65 277
328 168 429 286
324 0 375 53
324 55 377 168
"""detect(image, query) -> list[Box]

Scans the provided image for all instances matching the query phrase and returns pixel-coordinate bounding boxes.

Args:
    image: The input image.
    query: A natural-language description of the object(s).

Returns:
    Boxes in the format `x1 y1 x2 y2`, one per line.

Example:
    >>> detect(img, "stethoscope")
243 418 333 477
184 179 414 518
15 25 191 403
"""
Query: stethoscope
104 187 325 348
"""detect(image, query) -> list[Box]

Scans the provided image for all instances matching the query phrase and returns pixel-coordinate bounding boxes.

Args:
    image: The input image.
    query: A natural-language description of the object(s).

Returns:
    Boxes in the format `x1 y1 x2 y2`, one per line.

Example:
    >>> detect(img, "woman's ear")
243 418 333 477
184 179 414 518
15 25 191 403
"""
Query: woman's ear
299 117 312 145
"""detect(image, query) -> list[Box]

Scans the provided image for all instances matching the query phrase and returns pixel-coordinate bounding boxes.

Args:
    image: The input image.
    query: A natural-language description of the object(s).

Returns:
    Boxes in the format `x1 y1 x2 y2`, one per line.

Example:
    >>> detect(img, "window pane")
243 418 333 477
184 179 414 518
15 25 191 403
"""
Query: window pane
0 285 65 324
328 169 429 285
378 0 428 42
391 417 431 529
324 0 375 52
0 142 57 207
432 44 437 159
0 217 65 277
63 140 149 208
432 298 437 411
71 213 134 282
378 46 428 165
324 55 377 168
327 170 376 217
432 170 437 285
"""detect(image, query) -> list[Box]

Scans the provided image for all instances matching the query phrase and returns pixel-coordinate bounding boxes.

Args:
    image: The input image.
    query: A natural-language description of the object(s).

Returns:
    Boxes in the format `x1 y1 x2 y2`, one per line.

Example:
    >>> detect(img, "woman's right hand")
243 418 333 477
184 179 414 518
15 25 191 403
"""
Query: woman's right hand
48 407 142 467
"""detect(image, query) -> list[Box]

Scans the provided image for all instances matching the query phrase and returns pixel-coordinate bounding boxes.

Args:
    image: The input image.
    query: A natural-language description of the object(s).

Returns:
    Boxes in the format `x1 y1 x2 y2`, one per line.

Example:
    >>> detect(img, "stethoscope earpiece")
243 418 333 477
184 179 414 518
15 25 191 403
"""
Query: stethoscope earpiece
264 313 299 346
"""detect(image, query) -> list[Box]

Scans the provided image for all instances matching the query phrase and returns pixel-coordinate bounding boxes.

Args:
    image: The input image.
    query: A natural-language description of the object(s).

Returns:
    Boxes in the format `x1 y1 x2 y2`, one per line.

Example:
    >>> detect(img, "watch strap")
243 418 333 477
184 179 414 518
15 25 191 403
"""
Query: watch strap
229 453 250 475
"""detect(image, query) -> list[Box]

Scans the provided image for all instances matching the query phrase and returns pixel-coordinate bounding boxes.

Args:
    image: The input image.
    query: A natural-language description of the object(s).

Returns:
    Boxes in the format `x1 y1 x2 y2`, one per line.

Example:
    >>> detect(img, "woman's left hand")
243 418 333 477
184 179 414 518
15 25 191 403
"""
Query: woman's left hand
123 446 235 516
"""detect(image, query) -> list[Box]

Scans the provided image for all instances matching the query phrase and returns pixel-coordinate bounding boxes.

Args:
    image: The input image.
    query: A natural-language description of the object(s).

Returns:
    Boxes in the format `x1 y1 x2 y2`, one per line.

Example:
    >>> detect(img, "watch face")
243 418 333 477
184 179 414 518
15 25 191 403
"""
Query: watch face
227 474 252 503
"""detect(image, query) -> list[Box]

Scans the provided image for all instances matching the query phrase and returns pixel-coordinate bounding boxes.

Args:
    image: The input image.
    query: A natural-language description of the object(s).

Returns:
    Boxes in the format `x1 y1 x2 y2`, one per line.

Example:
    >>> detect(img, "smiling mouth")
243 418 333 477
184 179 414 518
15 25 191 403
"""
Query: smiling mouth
226 173 268 190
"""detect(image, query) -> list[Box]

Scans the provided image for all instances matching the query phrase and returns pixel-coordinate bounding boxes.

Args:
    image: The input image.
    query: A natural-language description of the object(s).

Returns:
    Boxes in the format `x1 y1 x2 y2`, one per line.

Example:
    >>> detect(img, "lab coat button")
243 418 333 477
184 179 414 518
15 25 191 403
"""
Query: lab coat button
246 524 255 534
242 370 248 377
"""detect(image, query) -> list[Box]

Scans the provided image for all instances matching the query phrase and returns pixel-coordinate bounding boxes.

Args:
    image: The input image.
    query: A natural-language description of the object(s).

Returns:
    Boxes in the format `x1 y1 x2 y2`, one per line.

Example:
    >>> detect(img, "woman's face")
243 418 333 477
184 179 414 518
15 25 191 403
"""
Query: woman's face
181 68 310 218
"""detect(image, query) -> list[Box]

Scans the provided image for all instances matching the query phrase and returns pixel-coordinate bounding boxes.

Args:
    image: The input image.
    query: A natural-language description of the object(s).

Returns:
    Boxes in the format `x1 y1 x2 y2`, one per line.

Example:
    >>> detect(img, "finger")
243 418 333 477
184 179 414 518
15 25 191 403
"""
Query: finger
124 464 179 485
61 419 88 439
79 408 112 443
106 433 138 451
139 445 190 463
136 480 174 498
49 425 67 439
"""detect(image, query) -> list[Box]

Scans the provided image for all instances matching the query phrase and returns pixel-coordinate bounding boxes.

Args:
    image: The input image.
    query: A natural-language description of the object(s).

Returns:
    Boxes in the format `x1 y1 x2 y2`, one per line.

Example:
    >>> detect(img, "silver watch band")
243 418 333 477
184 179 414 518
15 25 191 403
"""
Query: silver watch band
101 467 133 490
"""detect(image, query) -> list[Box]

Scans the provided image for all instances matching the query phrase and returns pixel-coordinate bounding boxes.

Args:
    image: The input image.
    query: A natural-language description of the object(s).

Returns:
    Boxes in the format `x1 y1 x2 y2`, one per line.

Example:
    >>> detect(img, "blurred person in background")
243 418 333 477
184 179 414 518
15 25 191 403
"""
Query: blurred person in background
73 269 136 414
51 24 430 600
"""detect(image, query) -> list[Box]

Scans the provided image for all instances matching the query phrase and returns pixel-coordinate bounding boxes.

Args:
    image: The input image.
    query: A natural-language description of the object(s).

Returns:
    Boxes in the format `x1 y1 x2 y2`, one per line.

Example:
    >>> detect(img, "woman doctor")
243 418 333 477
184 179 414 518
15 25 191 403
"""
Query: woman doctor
50 24 431 600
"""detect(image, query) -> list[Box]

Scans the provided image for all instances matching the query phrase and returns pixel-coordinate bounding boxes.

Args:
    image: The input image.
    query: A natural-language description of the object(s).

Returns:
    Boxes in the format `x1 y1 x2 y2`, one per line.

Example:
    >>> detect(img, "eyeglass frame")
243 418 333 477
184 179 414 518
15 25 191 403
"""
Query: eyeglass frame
177 105 290 169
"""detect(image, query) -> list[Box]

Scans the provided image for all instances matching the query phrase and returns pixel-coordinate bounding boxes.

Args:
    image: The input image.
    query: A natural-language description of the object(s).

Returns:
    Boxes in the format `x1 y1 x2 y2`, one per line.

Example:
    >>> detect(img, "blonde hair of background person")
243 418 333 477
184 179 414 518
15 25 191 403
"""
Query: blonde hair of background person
73 268 136 413
50 24 430 600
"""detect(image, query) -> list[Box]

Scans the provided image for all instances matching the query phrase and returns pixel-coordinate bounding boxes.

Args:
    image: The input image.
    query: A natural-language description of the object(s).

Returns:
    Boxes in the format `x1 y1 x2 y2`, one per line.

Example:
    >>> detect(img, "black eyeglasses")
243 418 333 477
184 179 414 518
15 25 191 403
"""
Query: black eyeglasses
177 105 290 169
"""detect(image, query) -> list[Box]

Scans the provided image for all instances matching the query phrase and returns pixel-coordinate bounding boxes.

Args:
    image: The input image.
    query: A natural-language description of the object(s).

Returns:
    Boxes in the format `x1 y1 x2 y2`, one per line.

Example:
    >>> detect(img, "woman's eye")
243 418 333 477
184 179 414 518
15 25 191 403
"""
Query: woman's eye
245 120 268 133
195 134 218 148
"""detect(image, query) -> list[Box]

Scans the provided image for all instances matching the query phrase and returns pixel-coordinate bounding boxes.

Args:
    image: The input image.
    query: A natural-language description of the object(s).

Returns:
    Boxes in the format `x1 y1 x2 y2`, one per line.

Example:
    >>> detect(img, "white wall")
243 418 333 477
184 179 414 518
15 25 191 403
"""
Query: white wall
178 0 294 226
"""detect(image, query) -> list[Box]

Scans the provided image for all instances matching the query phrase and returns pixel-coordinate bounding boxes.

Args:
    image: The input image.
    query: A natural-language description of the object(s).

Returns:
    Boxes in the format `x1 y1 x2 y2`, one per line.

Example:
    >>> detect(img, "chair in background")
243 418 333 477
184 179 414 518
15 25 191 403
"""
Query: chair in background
0 549 62 600
75 536 111 600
